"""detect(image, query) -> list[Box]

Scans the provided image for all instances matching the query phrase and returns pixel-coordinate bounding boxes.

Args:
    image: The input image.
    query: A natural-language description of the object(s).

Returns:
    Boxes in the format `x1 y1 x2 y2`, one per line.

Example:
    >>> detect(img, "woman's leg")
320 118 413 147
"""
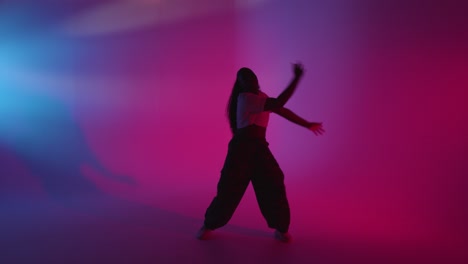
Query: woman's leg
204 139 252 230
251 145 290 233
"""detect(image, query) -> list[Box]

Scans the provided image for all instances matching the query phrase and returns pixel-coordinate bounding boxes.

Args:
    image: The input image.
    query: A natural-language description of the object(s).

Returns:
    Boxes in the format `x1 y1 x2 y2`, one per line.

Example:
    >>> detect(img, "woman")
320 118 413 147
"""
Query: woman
197 63 324 242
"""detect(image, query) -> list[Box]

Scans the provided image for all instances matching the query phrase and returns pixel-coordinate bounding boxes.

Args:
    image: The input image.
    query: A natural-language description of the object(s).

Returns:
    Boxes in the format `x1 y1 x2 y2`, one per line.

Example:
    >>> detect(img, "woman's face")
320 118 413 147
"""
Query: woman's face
238 68 259 92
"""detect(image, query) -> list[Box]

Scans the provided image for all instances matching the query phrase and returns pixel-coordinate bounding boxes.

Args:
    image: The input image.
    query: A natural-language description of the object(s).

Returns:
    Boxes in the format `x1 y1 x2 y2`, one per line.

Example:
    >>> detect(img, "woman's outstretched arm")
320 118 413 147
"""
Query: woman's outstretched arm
264 63 304 111
273 107 325 135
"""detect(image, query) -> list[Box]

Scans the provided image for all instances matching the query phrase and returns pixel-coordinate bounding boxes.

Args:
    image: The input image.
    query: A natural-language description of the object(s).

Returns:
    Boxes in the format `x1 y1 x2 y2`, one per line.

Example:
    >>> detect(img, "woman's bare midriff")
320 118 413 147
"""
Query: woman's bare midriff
235 125 266 138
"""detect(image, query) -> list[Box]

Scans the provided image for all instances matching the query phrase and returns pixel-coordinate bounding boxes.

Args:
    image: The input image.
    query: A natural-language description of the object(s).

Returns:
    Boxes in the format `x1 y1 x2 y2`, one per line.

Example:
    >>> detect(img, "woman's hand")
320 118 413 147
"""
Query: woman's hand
307 122 325 135
293 63 304 78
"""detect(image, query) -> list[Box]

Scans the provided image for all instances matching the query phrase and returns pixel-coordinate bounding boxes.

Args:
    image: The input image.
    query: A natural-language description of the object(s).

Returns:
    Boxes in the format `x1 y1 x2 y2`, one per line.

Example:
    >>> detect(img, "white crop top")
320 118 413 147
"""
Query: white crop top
237 91 270 129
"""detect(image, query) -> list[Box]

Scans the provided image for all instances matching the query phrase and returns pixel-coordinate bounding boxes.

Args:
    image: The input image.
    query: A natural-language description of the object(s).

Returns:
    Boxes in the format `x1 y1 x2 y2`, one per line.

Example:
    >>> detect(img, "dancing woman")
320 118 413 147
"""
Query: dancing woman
197 63 324 242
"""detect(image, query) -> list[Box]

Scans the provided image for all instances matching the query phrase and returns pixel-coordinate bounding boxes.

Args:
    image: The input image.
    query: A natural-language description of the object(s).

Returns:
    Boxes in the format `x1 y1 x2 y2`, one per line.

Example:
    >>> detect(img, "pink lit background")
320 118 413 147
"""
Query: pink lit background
1 0 467 263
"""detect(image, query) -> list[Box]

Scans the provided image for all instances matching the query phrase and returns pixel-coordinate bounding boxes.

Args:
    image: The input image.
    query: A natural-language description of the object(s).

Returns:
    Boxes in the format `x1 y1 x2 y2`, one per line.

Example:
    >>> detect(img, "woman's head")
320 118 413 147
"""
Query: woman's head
237 67 259 92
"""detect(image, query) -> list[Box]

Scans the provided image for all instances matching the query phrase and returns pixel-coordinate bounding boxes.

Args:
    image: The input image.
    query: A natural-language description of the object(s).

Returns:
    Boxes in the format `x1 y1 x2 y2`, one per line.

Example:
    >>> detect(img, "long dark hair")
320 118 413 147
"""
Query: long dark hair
227 68 259 134
227 79 242 134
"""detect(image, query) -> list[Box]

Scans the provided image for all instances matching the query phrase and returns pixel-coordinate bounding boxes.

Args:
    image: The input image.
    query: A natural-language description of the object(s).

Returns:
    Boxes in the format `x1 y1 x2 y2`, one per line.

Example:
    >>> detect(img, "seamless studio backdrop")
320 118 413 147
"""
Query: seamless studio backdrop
1 0 467 263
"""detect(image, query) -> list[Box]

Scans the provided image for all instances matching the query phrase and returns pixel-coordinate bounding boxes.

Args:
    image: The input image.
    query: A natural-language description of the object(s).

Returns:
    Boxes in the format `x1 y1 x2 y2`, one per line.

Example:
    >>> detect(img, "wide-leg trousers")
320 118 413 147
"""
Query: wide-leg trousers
204 136 290 233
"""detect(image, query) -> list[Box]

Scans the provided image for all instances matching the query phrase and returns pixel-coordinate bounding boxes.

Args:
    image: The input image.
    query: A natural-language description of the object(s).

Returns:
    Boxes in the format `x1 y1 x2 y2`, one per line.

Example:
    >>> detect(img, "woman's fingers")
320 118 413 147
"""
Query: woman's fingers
310 124 325 135
293 62 304 76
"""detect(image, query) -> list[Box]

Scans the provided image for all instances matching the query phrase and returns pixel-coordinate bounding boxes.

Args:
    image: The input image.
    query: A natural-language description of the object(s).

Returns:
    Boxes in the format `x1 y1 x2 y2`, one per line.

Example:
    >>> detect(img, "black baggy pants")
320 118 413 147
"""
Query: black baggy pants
204 136 290 233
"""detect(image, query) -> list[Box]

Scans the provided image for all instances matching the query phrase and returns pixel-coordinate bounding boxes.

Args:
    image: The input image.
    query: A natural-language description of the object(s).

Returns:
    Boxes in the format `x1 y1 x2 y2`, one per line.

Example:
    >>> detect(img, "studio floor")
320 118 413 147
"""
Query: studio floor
1 189 465 264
